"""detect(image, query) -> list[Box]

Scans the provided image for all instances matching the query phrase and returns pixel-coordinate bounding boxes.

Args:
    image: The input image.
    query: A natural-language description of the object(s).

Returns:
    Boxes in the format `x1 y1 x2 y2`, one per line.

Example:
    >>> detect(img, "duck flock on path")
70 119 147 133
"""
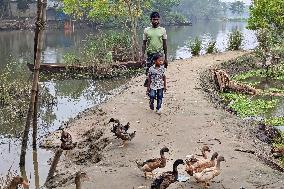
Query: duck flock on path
4 118 226 189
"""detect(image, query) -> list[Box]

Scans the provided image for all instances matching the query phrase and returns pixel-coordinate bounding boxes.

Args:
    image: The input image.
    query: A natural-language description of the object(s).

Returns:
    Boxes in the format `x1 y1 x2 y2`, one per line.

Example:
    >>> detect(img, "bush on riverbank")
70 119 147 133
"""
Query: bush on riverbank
227 29 243 51
186 37 202 56
63 31 132 67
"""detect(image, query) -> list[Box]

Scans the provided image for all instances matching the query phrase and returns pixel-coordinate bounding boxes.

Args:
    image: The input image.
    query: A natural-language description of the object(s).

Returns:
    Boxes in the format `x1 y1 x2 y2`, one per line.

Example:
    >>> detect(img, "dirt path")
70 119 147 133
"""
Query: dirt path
53 51 284 189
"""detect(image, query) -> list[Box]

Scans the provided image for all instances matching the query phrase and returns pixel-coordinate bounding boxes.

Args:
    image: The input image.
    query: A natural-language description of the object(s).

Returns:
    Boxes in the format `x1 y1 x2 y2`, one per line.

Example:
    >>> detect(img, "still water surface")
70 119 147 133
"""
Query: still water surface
0 21 257 188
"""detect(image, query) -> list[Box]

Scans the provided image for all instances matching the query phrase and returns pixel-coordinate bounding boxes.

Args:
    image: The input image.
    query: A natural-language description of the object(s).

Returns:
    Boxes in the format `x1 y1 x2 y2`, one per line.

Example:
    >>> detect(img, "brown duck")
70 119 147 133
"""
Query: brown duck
193 156 226 188
109 118 130 138
75 171 89 189
192 152 218 173
185 155 199 176
4 176 29 189
271 146 284 158
60 129 76 150
136 147 170 178
199 146 211 159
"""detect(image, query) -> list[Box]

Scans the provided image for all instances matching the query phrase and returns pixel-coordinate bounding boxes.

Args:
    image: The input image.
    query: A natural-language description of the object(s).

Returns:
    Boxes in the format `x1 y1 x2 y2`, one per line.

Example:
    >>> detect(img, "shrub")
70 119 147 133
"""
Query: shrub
206 41 217 54
186 37 202 56
227 30 243 51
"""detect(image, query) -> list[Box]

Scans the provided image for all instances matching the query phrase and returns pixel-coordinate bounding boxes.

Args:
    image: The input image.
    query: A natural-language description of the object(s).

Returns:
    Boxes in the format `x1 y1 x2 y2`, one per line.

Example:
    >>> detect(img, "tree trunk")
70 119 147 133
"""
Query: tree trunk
124 0 140 61
19 0 47 167
211 69 257 95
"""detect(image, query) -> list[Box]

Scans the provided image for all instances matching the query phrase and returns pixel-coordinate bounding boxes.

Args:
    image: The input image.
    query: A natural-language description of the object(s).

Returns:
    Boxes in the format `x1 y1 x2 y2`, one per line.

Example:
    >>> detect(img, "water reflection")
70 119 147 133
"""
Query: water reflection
0 21 257 68
167 21 257 59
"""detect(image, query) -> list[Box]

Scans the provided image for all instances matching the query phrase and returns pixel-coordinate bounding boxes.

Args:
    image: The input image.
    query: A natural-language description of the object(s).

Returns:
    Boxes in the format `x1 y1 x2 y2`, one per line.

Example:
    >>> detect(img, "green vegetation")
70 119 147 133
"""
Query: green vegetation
177 0 227 21
63 32 132 67
220 92 278 118
265 117 284 126
264 88 284 94
232 69 263 81
62 0 150 60
248 0 284 35
0 61 31 136
206 41 217 54
227 30 243 51
272 132 284 166
186 37 202 56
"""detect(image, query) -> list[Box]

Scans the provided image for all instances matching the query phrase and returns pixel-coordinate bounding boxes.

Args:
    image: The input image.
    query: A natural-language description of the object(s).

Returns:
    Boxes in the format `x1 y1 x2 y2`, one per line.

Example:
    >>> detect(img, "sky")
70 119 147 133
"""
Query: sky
220 0 252 5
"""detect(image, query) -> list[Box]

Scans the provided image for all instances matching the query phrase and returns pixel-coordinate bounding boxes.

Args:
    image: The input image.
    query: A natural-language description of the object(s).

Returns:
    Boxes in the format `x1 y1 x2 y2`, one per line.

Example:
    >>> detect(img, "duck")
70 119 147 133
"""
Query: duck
109 118 130 138
199 146 211 159
191 152 218 173
109 118 120 125
185 155 199 176
271 146 284 158
151 159 184 189
4 176 29 189
136 147 170 178
75 171 89 189
116 128 136 147
60 129 76 150
193 156 226 188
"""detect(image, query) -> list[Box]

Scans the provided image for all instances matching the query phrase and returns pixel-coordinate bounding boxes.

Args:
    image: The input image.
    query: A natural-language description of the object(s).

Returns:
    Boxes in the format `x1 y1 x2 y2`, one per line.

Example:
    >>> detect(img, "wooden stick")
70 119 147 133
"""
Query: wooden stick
234 148 255 154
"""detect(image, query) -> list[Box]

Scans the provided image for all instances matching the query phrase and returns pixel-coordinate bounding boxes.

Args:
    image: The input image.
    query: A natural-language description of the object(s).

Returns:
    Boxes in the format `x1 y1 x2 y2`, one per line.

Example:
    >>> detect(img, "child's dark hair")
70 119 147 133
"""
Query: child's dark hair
152 53 162 62
150 12 160 19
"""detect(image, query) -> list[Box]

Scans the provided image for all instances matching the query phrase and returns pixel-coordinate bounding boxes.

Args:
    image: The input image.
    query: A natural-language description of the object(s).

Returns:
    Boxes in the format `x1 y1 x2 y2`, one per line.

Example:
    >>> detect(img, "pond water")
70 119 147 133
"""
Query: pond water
0 21 257 188
240 75 284 119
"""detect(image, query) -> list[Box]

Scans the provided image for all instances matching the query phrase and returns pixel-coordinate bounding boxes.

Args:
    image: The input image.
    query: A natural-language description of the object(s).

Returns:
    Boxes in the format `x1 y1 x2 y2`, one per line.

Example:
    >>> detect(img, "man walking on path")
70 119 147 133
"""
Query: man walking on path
141 11 168 87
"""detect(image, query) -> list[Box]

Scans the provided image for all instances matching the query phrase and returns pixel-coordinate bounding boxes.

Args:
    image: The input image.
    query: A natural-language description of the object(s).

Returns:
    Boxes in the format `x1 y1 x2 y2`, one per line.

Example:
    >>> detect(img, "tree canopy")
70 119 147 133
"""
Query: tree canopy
229 1 245 15
176 0 226 21
247 0 284 34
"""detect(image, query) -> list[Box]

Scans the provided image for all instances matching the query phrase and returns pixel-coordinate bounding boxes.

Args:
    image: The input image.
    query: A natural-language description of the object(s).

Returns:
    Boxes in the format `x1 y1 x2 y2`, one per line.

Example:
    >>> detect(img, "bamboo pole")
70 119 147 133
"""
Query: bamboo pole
32 83 39 149
33 150 40 189
19 0 47 167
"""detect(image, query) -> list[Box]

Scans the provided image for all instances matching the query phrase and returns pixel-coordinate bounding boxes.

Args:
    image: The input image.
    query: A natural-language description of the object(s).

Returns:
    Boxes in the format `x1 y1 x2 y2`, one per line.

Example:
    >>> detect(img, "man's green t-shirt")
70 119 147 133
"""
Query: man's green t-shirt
143 26 167 54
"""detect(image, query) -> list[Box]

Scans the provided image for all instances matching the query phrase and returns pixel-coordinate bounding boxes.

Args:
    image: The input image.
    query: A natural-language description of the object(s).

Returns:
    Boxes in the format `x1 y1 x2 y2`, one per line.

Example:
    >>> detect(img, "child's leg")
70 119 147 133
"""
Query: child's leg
149 89 156 110
156 89 164 110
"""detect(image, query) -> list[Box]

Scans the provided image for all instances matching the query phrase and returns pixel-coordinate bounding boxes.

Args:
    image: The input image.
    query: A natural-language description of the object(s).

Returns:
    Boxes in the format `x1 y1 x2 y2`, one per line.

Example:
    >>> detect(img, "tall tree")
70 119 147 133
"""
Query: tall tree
0 0 11 18
176 0 226 21
229 1 245 16
17 0 30 13
62 0 152 60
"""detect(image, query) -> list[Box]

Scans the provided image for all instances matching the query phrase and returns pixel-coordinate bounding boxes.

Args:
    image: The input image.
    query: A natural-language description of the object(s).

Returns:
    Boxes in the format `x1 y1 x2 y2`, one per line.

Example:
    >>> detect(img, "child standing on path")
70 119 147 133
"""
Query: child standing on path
147 53 166 115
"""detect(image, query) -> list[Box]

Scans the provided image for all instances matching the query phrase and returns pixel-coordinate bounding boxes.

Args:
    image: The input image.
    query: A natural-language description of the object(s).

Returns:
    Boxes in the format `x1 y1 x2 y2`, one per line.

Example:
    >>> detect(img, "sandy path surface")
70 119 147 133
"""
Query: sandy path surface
55 51 284 189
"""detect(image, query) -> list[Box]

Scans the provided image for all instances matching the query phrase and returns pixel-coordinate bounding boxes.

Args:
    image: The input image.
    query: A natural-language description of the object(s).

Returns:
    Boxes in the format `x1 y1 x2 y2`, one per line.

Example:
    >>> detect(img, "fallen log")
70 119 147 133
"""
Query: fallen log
211 69 257 95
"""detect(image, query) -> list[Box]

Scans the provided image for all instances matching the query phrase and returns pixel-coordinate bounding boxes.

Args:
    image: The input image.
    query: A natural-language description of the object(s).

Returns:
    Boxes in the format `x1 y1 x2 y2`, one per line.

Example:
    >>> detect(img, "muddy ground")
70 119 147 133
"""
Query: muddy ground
41 51 284 189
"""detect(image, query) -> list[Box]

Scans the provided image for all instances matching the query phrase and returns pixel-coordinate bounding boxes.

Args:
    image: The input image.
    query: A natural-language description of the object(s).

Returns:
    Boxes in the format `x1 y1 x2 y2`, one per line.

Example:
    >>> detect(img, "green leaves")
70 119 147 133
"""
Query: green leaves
248 0 284 34
227 29 244 51
176 0 226 20
186 37 202 56
221 92 278 118
265 117 284 126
